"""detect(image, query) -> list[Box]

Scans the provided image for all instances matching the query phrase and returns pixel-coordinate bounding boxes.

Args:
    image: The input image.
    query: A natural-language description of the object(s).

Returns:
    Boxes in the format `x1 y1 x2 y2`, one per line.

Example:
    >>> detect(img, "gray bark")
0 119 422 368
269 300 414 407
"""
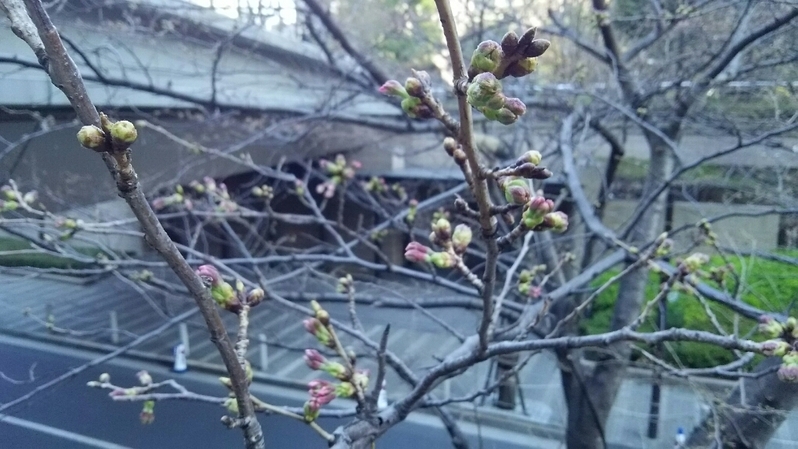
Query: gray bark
686 357 798 449
564 134 675 449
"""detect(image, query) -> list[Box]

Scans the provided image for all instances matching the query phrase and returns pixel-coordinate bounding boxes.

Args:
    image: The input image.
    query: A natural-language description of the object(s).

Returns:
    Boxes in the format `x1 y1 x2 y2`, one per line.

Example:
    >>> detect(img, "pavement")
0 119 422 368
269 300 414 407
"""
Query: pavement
0 334 553 449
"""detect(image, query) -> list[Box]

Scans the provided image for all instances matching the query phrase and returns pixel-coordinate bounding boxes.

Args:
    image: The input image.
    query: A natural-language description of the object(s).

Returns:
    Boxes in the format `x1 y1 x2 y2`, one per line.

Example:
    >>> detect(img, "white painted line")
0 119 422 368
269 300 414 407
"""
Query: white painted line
0 414 134 449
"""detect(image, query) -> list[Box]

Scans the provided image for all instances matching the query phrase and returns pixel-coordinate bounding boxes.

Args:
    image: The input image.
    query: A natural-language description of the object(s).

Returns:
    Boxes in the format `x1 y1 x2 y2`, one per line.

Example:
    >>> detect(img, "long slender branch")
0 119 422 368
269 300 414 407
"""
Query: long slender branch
11 1 264 446
433 0 499 353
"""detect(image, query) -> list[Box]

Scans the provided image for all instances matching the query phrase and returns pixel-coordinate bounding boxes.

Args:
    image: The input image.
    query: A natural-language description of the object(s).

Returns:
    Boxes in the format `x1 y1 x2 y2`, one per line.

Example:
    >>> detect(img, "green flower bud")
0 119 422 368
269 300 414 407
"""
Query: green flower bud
452 224 473 254
432 217 452 240
400 96 433 119
758 316 784 338
469 40 502 75
507 58 538 78
495 108 519 125
335 381 356 398
77 125 106 151
109 120 138 146
430 251 456 269
517 150 542 166
467 73 502 109
762 340 791 357
405 77 425 97
542 211 569 233
682 253 710 272
500 177 530 205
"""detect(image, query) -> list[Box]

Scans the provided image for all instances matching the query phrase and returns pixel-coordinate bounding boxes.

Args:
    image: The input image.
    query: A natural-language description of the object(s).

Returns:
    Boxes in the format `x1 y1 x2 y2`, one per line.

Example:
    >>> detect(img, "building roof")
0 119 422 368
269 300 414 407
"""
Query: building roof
0 0 398 118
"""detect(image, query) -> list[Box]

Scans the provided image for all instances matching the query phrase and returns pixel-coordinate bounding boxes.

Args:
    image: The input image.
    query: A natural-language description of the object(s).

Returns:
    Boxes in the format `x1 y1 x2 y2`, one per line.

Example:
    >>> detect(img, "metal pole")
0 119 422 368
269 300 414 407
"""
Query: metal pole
109 311 119 344
259 333 268 371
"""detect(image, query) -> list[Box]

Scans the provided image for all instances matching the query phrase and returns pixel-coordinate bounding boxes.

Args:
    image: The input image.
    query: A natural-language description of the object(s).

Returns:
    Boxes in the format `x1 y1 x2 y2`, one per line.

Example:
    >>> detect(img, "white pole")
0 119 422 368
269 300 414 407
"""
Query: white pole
109 311 119 344
259 333 268 371
179 323 190 356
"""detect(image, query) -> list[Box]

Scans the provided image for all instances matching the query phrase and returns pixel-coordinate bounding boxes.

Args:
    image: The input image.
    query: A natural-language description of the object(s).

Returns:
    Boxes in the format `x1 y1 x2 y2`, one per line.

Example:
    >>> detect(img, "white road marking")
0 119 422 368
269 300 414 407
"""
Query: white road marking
0 413 135 449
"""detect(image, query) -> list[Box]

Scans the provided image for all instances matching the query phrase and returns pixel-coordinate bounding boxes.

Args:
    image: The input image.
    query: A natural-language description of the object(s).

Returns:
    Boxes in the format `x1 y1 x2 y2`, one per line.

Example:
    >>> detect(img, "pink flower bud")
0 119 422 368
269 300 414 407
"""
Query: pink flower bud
379 80 409 98
196 264 221 287
404 241 432 263
304 349 327 370
778 364 798 383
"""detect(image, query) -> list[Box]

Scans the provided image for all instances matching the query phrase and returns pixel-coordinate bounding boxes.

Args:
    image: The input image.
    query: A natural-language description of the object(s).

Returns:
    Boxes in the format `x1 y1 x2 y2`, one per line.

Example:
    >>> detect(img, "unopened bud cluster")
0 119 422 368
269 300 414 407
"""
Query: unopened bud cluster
301 300 368 422
317 154 361 199
378 70 434 119
464 27 549 124
77 116 138 153
467 73 526 125
758 316 798 382
195 264 266 313
404 214 473 269
517 265 547 298
468 28 549 80
0 184 37 212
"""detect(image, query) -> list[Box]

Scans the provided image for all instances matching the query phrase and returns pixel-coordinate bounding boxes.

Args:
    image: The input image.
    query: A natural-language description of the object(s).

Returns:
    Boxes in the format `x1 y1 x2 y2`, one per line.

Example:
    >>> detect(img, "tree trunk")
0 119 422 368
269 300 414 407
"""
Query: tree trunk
685 357 798 448
564 135 674 449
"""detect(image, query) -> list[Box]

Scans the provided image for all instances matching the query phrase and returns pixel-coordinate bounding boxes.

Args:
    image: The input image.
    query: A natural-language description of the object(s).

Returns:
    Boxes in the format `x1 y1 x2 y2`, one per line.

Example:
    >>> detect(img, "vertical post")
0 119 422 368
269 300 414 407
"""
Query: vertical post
109 311 119 344
259 333 268 372
179 323 190 356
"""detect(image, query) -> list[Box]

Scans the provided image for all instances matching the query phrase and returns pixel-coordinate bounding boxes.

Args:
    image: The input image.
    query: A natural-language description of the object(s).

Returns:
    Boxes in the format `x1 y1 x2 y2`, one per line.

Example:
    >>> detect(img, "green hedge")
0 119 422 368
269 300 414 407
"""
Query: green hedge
581 251 798 368
0 238 94 270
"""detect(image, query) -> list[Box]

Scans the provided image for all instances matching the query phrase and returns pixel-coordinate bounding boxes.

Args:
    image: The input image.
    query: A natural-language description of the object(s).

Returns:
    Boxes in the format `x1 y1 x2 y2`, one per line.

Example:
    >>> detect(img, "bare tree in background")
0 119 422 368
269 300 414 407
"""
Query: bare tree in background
1 0 798 449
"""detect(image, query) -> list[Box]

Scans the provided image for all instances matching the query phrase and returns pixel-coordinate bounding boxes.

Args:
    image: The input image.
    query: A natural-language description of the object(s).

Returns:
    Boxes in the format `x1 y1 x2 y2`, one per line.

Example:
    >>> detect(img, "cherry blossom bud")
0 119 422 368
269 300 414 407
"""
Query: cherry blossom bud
247 288 265 306
77 125 106 151
762 340 791 357
522 196 554 229
500 177 530 205
400 96 433 119
109 120 138 146
758 315 784 338
304 349 327 370
136 370 152 386
515 163 552 179
335 381 356 398
140 400 155 424
778 364 798 383
443 137 458 156
467 73 503 109
99 373 111 383
378 80 409 98
682 253 710 272
452 224 473 254
405 77 425 97
542 211 569 233
405 241 432 263
430 251 456 269
507 58 538 78
303 399 320 422
469 40 502 75
322 361 349 380
517 150 542 166
432 217 452 240
504 97 527 116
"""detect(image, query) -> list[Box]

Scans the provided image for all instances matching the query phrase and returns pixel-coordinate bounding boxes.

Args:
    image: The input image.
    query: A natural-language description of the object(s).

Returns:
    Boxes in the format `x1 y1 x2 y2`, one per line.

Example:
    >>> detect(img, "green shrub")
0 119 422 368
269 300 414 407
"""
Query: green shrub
580 251 798 368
